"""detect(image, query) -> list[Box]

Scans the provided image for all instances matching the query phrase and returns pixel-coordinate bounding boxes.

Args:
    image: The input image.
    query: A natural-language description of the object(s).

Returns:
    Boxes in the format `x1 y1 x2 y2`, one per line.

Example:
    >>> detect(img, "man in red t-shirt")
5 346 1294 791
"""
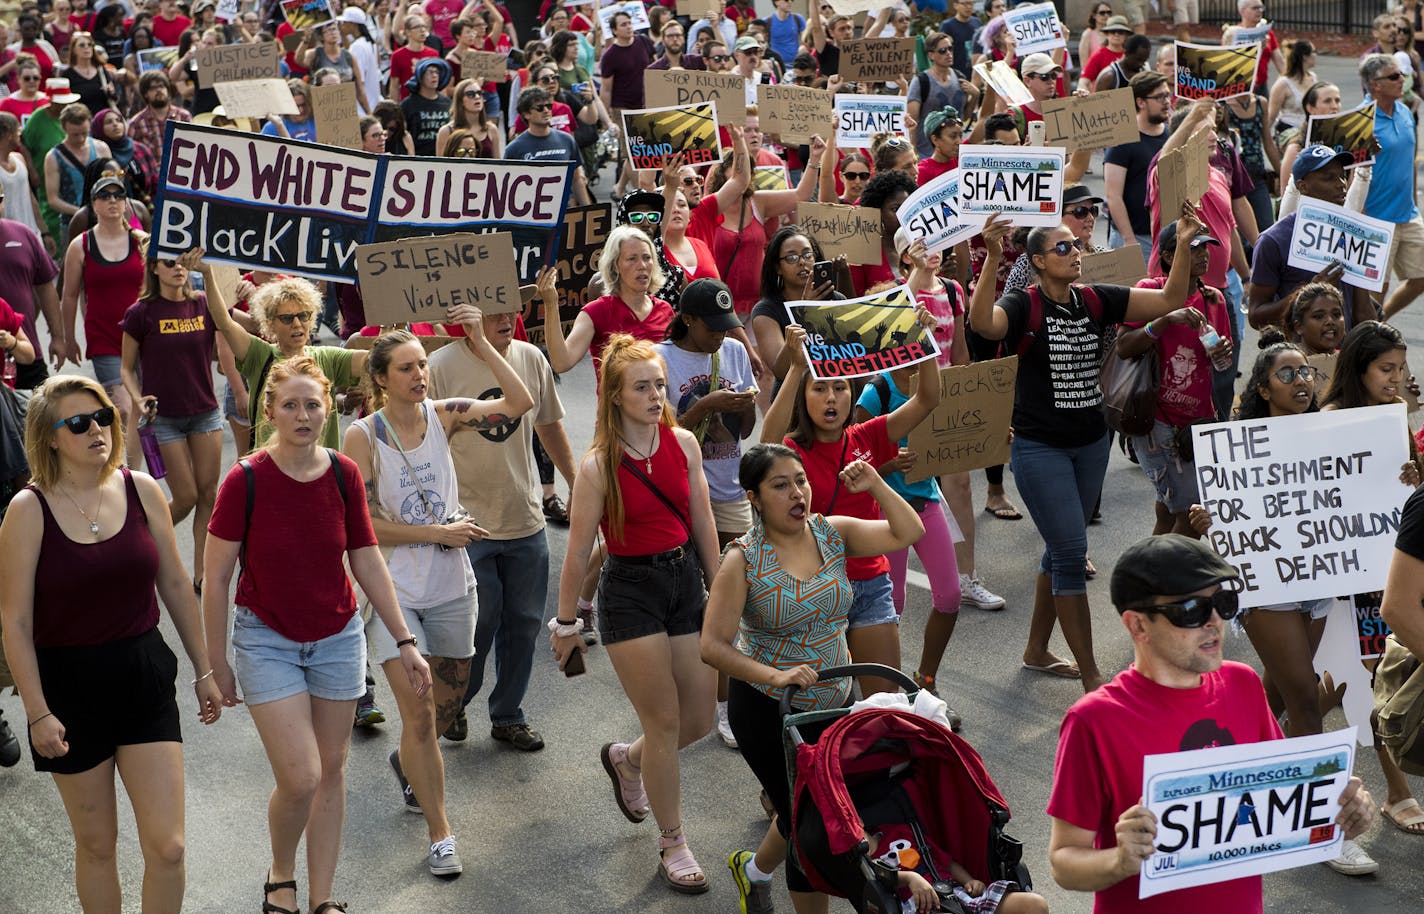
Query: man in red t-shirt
151 0 192 47
389 14 440 99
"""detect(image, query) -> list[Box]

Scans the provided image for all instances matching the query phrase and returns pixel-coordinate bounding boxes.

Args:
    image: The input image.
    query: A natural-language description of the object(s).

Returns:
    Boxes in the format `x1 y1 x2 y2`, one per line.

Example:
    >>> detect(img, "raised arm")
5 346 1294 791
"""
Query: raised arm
188 247 252 361
538 264 596 373
760 325 806 443
827 461 925 555
818 128 840 201
967 213 1012 340
884 312 942 442
712 123 750 215
437 303 535 432
1123 202 1203 321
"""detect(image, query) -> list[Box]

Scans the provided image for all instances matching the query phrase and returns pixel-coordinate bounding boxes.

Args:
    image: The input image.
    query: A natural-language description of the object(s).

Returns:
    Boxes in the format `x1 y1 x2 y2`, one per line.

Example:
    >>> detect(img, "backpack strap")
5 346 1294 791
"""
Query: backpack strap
869 373 892 416
239 449 345 571
326 448 347 505
1015 286 1044 358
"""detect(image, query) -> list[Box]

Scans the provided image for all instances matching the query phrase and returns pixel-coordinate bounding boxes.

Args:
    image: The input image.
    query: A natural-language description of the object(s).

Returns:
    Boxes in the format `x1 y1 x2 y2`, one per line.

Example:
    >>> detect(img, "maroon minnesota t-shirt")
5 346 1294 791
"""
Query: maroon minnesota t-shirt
119 293 218 417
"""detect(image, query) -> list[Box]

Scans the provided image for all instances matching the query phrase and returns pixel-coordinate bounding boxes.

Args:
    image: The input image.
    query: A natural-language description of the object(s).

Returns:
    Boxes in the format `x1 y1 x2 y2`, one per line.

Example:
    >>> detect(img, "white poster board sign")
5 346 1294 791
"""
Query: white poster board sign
1230 22 1272 46
1313 597 1384 747
1002 2 1066 55
899 168 978 253
597 1 651 33
833 94 907 145
954 144 1065 228
1192 405 1411 609
1287 199 1394 293
1141 728 1356 899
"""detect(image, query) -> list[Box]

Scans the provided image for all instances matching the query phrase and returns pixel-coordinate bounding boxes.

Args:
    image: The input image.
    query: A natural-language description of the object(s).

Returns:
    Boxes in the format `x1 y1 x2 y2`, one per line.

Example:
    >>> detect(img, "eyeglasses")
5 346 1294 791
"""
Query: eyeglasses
537 75 559 83
1131 590 1239 628
274 311 313 324
710 54 732 63
842 170 870 181
780 250 816 264
1272 364 1317 384
463 89 481 98
530 103 552 112
1045 238 1084 256
1146 92 1174 102
626 211 662 225
54 406 115 434
94 189 125 201
1068 204 1099 219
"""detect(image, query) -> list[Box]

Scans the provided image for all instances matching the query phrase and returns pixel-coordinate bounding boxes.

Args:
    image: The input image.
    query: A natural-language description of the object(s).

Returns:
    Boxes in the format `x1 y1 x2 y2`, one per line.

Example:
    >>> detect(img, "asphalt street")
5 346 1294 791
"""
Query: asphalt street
3 47 1423 914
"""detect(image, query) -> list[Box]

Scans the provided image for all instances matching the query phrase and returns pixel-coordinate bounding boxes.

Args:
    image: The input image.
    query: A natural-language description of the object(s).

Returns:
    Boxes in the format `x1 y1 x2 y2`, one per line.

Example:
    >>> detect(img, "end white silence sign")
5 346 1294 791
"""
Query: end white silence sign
1141 728 1356 899
1192 405 1410 609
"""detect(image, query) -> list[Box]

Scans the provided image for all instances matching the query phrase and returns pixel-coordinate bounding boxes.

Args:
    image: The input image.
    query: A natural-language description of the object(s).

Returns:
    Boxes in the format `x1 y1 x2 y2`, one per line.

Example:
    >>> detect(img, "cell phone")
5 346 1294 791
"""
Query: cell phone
812 260 834 288
573 82 589 94
563 647 586 677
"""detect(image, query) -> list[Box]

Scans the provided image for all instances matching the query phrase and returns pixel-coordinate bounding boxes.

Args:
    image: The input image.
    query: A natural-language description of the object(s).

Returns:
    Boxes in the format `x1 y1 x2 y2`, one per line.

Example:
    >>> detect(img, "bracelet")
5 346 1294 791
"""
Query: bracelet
28 712 54 729
192 668 214 685
395 636 419 650
547 617 582 638
1143 321 1159 340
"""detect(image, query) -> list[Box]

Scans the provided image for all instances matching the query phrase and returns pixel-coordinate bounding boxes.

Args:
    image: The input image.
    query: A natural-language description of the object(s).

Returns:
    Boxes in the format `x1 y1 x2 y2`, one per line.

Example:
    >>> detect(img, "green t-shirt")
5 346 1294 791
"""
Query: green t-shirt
238 337 356 452
22 110 65 239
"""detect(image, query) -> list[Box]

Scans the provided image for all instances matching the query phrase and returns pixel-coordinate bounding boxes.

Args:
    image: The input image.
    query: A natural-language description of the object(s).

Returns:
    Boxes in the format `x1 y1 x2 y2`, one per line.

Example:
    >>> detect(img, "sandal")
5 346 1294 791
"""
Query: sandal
1084 557 1097 579
262 871 299 914
312 903 347 914
542 494 570 526
657 829 709 894
600 742 650 823
1382 797 1424 835
984 503 1023 520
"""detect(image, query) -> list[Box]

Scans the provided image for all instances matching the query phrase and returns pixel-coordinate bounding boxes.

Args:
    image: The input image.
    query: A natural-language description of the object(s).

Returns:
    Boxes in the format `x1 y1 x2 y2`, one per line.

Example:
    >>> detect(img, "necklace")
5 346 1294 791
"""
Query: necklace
624 427 657 474
60 481 104 537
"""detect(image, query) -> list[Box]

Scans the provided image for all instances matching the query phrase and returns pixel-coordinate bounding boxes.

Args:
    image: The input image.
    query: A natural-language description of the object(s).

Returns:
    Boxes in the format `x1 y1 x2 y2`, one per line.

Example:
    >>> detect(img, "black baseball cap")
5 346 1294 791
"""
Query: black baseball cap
677 278 742 331
1157 220 1220 250
1110 534 1240 612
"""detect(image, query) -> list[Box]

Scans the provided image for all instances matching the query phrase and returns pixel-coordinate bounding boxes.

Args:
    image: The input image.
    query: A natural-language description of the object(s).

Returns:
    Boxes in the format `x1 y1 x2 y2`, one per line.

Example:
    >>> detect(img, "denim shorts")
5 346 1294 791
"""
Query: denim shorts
366 589 477 664
848 573 898 630
92 354 122 389
1239 597 1333 623
231 606 367 705
596 545 706 644
222 381 249 426
151 407 224 445
1131 420 1201 514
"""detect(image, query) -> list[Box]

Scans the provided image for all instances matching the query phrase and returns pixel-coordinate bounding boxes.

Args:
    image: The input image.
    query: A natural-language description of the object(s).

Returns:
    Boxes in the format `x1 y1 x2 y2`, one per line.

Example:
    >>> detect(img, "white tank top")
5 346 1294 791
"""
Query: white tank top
0 153 40 235
358 401 476 609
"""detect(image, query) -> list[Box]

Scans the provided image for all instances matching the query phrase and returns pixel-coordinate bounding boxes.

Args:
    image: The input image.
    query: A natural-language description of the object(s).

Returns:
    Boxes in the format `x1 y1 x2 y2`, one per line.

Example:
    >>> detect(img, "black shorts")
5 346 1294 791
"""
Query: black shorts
596 544 706 645
31 627 182 775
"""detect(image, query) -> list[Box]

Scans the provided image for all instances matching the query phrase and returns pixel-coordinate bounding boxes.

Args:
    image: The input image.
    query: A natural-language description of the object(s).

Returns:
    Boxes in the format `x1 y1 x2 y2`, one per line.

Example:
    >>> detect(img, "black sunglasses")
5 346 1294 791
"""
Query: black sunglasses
710 54 732 62
1131 590 1239 628
275 311 312 324
530 103 553 112
843 170 870 180
94 189 125 201
158 258 180 268
680 176 699 186
1068 204 1099 219
54 406 116 434
1045 238 1085 255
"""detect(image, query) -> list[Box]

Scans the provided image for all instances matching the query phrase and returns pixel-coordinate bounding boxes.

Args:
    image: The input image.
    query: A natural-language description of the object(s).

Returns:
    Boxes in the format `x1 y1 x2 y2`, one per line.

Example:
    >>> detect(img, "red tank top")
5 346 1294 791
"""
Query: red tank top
81 230 145 359
601 424 691 556
30 469 161 648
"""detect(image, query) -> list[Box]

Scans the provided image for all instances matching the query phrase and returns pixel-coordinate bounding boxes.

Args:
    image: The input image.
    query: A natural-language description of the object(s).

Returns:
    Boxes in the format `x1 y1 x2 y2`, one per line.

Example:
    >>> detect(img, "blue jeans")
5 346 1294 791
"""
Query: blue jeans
1216 271 1245 419
1107 225 1154 266
462 530 549 727
1009 433 1111 596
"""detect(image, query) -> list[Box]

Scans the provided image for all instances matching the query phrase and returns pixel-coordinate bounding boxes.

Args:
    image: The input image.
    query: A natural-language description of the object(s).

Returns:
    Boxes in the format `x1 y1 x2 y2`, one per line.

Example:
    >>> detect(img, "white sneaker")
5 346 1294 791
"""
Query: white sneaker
1324 838 1378 876
960 575 1006 611
717 701 738 749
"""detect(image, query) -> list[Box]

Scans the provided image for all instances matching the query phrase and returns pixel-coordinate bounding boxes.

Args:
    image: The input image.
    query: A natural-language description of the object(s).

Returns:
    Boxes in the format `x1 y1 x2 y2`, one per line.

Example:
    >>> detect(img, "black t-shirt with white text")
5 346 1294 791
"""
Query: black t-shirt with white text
401 92 451 157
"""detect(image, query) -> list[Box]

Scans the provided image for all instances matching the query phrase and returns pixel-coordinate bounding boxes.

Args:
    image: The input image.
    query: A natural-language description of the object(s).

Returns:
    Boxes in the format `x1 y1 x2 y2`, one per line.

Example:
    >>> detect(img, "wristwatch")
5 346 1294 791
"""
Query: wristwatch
395 636 419 650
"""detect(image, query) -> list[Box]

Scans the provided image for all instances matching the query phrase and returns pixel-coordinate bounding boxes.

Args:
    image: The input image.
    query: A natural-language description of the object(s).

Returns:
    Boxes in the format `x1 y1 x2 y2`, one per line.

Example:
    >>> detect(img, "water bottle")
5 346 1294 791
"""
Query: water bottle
1199 323 1233 373
1 350 15 387
138 417 166 479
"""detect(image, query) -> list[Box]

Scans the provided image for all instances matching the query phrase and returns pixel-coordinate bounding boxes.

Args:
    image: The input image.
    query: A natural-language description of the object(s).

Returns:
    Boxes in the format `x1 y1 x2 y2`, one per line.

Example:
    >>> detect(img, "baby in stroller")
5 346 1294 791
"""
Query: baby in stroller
866 827 1047 914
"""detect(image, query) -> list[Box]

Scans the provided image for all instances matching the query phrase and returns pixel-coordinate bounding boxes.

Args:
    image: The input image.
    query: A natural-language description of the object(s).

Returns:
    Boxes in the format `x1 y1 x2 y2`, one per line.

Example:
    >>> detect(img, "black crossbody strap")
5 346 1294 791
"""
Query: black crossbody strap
620 454 692 539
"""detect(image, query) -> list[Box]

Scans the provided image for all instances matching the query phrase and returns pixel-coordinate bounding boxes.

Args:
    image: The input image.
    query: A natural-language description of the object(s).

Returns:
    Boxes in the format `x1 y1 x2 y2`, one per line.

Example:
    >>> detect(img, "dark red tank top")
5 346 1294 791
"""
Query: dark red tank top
30 469 161 648
81 230 144 359
601 423 691 556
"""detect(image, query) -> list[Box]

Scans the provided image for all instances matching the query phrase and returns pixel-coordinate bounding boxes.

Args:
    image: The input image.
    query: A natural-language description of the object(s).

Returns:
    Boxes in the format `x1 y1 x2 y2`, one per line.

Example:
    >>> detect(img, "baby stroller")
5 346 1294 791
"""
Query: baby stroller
781 664 1032 914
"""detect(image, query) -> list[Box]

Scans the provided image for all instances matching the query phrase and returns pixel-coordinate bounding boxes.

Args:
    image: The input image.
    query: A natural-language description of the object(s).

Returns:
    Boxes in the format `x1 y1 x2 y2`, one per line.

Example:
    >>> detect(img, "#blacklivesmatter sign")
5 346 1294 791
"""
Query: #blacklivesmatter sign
1175 41 1259 101
955 144 1065 228
1287 199 1394 293
1002 2 1066 55
1192 405 1411 608
1141 728 1356 899
622 102 722 172
1304 102 1378 169
834 94 907 146
154 122 574 284
785 285 939 380
899 168 978 253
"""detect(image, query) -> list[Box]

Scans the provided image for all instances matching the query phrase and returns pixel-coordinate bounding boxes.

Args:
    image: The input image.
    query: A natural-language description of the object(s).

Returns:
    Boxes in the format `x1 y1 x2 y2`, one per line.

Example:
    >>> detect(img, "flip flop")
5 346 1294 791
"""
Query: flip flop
1382 798 1424 835
985 504 1023 520
1022 659 1081 680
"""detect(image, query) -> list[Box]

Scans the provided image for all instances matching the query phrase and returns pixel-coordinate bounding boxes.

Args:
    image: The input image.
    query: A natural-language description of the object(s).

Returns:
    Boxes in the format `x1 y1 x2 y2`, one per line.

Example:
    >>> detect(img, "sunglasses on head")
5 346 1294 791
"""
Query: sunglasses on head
54 406 115 434
275 311 312 324
1068 204 1099 219
1131 589 1239 628
627 211 662 225
843 170 870 181
1045 238 1084 256
1272 364 1316 384
94 189 125 201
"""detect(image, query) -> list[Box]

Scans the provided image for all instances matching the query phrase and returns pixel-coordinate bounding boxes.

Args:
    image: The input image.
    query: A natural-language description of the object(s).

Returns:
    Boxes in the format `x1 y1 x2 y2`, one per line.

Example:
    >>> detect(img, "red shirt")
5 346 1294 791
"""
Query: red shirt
583 293 676 383
275 22 309 77
1082 45 1122 83
848 248 895 297
785 414 898 580
80 230 145 359
391 44 439 99
515 101 575 135
602 423 691 555
208 450 377 642
423 0 466 47
666 236 719 284
0 94 49 127
917 156 956 186
152 13 192 48
0 296 20 388
1127 279 1226 428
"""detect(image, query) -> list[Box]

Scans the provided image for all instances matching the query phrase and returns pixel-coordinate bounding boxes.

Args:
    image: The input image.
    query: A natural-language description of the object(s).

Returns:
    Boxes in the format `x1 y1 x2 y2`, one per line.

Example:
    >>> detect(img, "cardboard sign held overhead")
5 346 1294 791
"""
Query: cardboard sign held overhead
214 79 299 119
357 232 523 324
461 50 508 83
838 37 917 84
796 202 882 264
311 82 362 150
826 0 878 13
197 41 281 88
955 144 1065 228
645 70 747 125
906 357 1018 481
675 0 720 17
1156 127 1211 224
344 332 461 352
1040 88 1138 150
758 84 832 145
1002 2 1066 55
834 94 907 145
1078 246 1147 286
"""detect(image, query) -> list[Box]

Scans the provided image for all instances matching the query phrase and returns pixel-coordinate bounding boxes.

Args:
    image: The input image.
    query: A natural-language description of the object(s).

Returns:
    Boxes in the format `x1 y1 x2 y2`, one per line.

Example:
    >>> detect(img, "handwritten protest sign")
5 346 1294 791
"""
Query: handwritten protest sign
1175 41 1259 101
461 50 508 83
1079 246 1148 285
758 84 832 145
796 202 882 264
197 41 280 88
137 47 179 73
1288 199 1394 293
1141 729 1355 899
345 331 460 353
1305 102 1378 169
899 169 978 254
826 0 879 13
1002 2 1066 55
646 70 746 125
1192 405 1410 608
675 0 720 15
955 144 1064 228
973 60 1032 106
281 0 334 30
214 79 298 118
534 203 613 347
905 358 1017 481
838 38 917 83
155 123 575 284
786 285 940 380
311 82 362 150
754 165 789 191
622 102 721 172
834 94 907 145
1040 88 1137 150
598 1 651 33
1157 127 1211 224
216 0 240 22
357 232 521 323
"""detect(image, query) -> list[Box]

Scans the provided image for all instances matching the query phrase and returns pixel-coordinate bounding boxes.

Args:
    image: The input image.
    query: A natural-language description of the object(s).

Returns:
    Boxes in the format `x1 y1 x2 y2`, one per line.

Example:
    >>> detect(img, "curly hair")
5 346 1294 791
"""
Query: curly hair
858 170 916 211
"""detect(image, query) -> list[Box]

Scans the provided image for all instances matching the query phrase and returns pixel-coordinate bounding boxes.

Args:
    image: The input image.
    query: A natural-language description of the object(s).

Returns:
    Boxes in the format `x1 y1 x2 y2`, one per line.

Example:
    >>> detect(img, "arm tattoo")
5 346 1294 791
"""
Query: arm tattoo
458 412 509 430
364 479 379 509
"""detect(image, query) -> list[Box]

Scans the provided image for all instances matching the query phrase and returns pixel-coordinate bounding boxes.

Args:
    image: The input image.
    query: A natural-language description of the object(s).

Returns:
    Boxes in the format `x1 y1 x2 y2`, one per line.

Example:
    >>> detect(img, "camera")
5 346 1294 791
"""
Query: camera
438 509 473 551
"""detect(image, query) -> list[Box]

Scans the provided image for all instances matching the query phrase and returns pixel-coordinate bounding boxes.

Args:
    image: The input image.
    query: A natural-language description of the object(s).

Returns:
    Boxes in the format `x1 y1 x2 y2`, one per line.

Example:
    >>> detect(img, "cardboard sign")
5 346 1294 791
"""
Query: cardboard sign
973 60 1032 106
214 79 299 118
1002 2 1066 55
1156 127 1211 225
357 232 522 323
1307 352 1337 400
838 37 917 84
534 202 613 348
645 70 746 125
1079 246 1148 286
1192 404 1411 608
345 331 461 352
795 202 882 264
598 1 651 33
955 144 1065 228
461 50 508 83
1175 41 1259 101
905 357 1018 481
282 0 334 30
1040 88 1137 150
1288 199 1394 293
197 41 281 88
1304 102 1378 169
758 84 832 145
675 0 720 15
311 82 362 150
754 165 789 191
785 285 941 380
1141 729 1356 899
826 0 879 13
137 46 179 73
622 102 721 172
834 94 907 145
899 168 977 254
